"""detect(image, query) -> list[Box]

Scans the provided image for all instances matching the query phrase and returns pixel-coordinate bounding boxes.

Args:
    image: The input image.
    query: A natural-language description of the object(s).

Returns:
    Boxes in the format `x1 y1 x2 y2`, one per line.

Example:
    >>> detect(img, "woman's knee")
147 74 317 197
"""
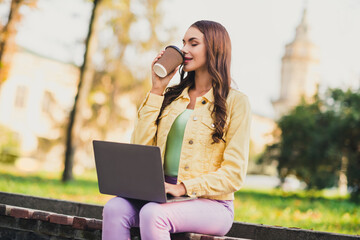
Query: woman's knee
139 202 167 226
103 197 133 218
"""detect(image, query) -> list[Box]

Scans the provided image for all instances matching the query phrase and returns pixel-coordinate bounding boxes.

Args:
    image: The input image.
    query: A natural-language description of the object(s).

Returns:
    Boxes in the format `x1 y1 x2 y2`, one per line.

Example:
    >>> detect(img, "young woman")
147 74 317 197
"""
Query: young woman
102 20 251 240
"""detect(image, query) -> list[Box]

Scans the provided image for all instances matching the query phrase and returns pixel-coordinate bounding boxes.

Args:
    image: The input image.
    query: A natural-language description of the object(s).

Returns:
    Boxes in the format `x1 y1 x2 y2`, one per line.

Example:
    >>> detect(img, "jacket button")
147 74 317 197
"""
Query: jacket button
189 140 194 144
193 116 198 121
184 165 189 170
202 100 206 104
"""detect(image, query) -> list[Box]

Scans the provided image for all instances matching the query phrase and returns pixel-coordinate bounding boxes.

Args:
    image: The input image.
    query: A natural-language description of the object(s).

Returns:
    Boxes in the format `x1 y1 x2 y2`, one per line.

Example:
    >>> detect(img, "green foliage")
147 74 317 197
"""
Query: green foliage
262 88 360 201
84 0 171 140
0 125 20 164
328 88 360 202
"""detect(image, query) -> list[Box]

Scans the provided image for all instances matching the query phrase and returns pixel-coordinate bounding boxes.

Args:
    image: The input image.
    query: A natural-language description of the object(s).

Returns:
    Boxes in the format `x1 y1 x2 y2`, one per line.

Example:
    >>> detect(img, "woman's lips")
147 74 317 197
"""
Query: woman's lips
184 57 192 64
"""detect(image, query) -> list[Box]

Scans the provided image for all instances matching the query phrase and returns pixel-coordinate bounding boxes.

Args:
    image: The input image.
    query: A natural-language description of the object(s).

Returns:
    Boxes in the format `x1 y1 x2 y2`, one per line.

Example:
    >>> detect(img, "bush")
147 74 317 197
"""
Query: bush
0 125 20 164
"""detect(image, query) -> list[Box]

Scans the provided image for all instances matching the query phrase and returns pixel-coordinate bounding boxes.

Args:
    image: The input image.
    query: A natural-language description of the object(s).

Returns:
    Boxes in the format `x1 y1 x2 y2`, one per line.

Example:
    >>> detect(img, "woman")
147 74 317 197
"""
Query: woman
102 20 251 240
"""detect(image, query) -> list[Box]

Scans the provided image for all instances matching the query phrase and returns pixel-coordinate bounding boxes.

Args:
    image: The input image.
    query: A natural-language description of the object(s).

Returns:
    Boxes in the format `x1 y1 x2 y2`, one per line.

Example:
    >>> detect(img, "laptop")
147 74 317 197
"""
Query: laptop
92 140 196 203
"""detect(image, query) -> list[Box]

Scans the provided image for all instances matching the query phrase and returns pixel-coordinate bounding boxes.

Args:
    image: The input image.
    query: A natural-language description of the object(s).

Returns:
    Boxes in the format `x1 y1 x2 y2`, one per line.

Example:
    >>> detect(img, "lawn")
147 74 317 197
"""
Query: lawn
0 166 359 235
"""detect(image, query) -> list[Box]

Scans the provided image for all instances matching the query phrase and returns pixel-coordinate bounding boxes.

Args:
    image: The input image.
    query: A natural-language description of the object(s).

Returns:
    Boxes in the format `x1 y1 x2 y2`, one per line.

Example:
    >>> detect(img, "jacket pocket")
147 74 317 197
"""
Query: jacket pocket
198 116 216 171
199 116 215 137
199 116 227 172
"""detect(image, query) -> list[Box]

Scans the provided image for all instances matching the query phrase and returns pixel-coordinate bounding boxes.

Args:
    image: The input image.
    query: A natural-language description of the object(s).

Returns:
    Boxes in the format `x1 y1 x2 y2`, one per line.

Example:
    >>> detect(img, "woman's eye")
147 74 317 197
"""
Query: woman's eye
192 44 198 47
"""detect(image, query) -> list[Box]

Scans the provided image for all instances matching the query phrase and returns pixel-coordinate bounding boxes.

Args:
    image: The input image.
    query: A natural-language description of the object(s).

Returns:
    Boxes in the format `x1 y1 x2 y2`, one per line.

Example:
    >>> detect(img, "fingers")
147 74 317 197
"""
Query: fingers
168 66 180 77
164 182 170 193
164 182 185 197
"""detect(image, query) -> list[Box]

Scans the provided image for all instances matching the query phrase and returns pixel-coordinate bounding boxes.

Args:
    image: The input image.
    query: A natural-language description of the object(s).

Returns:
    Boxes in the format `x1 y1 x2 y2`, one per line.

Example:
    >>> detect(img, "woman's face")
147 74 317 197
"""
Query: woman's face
181 27 207 72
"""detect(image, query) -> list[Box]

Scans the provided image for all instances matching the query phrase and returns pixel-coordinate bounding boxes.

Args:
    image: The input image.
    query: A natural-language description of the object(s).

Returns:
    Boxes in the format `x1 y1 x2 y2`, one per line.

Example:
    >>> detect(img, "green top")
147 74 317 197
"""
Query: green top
164 108 193 177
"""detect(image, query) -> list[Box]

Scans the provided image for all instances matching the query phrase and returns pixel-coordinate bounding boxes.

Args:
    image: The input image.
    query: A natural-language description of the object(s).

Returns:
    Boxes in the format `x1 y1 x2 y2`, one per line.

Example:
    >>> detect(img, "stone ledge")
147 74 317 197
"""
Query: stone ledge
1 191 360 240
227 221 360 240
0 214 101 240
0 204 249 240
0 191 102 219
0 204 103 232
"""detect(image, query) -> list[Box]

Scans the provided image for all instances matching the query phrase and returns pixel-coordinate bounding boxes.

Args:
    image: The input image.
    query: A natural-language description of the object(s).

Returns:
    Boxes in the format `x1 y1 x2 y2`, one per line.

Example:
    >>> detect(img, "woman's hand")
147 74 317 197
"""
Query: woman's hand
164 182 186 197
150 51 180 96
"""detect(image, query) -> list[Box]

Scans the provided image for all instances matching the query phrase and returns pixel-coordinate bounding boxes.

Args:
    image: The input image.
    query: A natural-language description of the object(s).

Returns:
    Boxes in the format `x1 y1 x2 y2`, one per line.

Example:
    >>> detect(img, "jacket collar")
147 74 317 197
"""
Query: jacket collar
178 86 214 103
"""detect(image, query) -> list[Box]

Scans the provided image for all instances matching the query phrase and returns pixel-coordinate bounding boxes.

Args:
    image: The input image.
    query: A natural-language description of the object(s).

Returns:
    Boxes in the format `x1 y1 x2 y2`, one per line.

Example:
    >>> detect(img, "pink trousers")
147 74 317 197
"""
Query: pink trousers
102 196 234 240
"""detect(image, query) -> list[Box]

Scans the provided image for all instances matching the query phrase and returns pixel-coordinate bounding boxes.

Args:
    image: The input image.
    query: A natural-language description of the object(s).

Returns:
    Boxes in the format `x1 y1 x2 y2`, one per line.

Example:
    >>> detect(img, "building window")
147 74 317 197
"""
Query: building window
42 91 53 114
14 86 28 108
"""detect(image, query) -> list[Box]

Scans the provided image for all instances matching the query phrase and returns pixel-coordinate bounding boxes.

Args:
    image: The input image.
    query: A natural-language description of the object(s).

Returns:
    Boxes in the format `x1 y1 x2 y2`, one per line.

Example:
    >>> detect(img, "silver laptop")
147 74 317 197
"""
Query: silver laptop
92 140 196 203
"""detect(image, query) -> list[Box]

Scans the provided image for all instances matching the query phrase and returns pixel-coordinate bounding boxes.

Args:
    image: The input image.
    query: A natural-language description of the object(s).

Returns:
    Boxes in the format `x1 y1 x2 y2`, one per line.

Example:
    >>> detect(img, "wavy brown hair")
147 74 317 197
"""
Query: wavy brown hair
156 20 232 144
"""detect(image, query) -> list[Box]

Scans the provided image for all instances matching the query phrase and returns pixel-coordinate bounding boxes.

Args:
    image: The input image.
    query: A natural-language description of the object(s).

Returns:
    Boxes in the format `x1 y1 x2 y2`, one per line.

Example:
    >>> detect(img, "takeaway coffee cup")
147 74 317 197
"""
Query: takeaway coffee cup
153 45 184 78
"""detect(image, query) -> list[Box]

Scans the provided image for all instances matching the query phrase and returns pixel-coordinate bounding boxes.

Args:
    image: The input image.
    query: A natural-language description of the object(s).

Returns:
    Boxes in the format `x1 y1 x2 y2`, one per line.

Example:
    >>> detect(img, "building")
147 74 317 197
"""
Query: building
272 9 320 119
0 46 79 171
250 8 321 167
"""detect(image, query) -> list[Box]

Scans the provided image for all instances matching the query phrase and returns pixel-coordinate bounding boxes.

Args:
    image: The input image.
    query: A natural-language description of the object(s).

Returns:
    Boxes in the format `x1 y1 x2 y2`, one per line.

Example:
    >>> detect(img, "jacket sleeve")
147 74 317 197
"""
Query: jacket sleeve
182 94 252 197
130 91 164 146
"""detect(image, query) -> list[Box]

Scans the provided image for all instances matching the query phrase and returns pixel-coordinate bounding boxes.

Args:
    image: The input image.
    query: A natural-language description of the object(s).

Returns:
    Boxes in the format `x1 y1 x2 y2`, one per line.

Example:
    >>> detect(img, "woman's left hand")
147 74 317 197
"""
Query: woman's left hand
165 182 187 197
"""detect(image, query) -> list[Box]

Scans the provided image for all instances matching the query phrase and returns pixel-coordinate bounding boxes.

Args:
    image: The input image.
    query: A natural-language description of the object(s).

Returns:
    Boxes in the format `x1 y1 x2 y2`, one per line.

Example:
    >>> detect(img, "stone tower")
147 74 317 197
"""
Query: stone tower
272 8 320 119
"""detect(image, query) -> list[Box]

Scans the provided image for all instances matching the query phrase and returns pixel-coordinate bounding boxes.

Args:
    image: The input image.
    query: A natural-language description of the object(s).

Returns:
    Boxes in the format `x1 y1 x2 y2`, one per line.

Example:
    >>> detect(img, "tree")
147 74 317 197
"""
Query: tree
262 96 340 189
86 0 171 137
0 0 37 83
78 0 172 159
328 88 360 201
62 0 101 182
62 0 172 181
261 87 360 201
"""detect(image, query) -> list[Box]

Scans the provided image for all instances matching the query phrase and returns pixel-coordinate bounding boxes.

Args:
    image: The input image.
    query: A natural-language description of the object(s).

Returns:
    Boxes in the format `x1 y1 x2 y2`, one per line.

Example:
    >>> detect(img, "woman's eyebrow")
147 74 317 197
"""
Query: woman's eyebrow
182 37 199 43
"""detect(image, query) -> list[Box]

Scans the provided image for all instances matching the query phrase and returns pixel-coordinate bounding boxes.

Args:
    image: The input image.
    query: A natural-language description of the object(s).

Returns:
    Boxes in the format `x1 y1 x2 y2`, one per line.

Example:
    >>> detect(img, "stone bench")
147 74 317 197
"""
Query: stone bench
1 191 359 240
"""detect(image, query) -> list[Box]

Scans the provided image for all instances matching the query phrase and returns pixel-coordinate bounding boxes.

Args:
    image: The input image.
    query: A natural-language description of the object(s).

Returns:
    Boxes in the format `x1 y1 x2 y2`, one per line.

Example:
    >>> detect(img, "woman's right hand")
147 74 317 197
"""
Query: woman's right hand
150 51 179 96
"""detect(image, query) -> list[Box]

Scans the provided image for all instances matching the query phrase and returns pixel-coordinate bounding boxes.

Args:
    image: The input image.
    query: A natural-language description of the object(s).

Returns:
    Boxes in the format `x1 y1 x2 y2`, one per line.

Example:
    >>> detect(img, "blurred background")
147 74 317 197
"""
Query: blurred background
0 0 359 234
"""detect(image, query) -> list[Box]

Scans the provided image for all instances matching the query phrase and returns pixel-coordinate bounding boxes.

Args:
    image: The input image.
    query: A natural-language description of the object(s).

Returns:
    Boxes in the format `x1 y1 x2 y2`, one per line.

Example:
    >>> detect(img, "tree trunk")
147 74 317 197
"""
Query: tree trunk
62 0 100 182
339 155 348 196
0 0 22 83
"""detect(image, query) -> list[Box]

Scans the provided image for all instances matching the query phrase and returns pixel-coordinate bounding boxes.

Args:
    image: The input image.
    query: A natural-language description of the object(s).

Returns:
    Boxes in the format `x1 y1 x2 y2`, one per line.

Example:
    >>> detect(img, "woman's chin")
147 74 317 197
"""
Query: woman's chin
183 66 193 72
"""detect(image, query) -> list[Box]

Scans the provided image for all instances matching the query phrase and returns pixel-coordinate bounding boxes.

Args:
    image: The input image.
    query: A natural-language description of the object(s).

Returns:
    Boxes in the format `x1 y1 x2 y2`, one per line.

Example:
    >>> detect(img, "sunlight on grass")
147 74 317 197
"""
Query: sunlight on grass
0 165 359 235
233 189 359 235
0 164 112 205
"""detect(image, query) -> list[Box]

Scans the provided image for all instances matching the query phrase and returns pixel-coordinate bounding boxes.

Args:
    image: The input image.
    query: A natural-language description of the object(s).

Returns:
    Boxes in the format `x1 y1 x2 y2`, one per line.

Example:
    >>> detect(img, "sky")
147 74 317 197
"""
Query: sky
2 0 360 118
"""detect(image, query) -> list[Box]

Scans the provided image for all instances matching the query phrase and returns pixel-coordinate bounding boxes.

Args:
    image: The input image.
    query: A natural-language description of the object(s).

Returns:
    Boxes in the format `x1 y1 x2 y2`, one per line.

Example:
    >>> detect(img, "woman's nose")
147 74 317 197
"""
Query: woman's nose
181 46 188 55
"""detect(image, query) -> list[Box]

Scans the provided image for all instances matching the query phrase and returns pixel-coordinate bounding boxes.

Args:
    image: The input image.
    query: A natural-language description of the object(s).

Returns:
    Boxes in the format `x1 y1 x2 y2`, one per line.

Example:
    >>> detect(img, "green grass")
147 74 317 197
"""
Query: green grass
0 166 112 204
0 166 359 235
234 189 359 235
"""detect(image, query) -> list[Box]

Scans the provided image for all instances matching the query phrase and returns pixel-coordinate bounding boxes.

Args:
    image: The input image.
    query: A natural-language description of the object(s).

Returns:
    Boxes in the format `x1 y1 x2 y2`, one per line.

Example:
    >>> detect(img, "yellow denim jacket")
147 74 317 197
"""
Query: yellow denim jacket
130 86 251 200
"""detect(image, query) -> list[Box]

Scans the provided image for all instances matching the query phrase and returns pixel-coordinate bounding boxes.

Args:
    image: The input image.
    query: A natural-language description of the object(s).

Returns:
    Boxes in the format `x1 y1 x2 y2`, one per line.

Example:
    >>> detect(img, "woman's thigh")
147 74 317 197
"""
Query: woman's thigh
141 198 234 236
103 196 147 227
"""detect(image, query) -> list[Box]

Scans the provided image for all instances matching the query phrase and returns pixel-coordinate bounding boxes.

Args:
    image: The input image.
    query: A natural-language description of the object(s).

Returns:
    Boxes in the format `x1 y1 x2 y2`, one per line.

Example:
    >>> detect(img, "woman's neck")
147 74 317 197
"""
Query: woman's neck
194 68 212 93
